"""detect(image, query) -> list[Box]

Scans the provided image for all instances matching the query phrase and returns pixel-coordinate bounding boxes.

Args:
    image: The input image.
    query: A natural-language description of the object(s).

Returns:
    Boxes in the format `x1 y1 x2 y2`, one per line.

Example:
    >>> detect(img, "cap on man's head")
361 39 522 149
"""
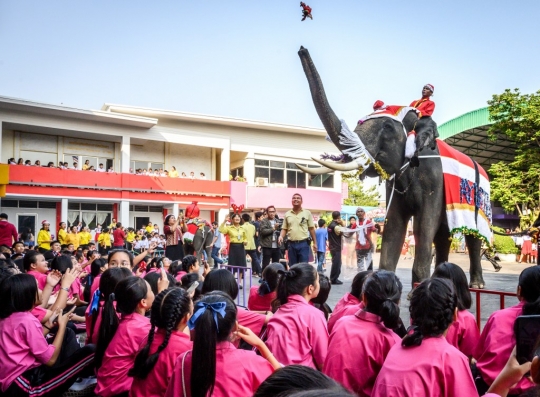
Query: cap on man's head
424 84 434 93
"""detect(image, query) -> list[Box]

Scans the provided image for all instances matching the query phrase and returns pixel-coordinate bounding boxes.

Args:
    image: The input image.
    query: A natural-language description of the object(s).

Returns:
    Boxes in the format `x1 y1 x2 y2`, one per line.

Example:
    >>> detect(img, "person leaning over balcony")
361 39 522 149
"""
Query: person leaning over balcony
169 166 178 178
0 214 17 249
96 163 106 173
82 160 90 170
37 220 52 253
164 214 187 261
259 205 282 270
58 222 68 248
278 194 317 266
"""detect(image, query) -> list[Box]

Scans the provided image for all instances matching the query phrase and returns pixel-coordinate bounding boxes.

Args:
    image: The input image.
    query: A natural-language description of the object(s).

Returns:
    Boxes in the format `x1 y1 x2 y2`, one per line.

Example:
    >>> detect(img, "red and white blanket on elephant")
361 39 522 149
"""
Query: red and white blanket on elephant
437 139 492 244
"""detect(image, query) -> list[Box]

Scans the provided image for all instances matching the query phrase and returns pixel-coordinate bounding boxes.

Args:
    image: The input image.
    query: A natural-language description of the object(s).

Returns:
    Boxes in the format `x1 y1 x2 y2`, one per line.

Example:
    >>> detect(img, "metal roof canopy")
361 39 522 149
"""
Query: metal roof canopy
437 107 516 171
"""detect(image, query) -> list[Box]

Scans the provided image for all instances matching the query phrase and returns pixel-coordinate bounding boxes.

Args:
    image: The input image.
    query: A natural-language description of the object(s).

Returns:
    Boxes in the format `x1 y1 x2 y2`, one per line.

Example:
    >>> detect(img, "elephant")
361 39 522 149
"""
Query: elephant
296 46 488 288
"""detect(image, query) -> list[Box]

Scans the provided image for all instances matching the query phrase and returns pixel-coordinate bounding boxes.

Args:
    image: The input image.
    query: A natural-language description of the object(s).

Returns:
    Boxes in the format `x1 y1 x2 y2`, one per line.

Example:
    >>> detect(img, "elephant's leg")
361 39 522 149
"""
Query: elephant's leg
379 211 409 272
466 235 485 289
412 216 440 285
433 226 451 268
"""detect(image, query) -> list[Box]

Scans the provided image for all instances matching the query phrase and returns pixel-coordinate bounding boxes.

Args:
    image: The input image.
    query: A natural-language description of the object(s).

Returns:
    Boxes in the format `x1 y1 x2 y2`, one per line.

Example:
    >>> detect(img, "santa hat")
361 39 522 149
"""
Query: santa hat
424 84 434 93
373 100 386 111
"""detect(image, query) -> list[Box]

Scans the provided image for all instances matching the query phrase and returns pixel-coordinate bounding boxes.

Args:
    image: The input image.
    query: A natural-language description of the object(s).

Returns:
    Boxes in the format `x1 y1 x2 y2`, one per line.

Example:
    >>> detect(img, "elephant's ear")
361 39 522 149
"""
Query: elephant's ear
415 117 438 152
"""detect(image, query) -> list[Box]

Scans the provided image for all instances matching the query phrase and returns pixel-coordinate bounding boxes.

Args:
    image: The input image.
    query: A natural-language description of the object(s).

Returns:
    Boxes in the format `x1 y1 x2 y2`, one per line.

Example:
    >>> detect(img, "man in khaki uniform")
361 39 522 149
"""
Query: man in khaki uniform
278 193 317 265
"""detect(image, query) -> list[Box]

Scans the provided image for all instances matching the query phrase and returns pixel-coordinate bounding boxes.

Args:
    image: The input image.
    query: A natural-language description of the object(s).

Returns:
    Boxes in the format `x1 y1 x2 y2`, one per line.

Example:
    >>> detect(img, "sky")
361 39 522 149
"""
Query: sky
1 1 540 129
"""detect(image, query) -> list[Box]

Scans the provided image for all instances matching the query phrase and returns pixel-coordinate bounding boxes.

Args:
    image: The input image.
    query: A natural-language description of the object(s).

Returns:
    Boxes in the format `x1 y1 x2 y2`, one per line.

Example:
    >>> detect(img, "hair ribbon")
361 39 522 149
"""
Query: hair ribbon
89 289 100 314
187 301 227 332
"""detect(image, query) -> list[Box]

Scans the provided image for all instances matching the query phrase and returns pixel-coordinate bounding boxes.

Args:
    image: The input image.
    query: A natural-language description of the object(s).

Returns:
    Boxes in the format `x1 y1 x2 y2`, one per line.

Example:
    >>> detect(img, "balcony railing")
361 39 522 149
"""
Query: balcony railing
5 165 230 196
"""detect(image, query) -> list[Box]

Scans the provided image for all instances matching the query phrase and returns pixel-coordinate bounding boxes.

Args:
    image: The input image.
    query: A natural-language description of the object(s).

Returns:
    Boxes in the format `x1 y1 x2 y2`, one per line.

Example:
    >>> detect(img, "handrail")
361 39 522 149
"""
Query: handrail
219 264 252 307
469 288 517 331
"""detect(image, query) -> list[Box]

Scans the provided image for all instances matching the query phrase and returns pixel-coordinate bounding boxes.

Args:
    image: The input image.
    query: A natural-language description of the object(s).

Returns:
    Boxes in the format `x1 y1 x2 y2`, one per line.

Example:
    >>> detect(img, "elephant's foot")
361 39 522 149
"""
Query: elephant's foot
469 277 485 289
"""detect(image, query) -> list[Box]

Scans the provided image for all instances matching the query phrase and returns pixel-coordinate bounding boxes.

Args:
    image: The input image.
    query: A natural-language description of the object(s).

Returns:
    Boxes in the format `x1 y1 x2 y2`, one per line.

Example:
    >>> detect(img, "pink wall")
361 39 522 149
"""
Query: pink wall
230 181 247 207
244 186 342 211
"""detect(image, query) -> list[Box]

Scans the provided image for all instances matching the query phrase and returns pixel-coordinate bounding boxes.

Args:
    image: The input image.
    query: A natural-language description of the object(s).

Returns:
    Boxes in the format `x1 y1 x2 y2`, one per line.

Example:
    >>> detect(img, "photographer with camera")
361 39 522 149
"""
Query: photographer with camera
259 205 282 270
278 193 317 266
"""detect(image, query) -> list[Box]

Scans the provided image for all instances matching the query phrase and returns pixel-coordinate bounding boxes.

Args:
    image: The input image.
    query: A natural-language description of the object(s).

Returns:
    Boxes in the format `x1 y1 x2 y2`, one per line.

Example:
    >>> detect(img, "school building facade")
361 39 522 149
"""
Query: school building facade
0 95 346 236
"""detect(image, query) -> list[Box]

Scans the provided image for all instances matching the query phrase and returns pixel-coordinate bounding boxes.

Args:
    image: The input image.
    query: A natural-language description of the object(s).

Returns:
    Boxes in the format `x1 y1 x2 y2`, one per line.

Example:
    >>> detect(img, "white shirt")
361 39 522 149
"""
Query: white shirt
96 167 106 173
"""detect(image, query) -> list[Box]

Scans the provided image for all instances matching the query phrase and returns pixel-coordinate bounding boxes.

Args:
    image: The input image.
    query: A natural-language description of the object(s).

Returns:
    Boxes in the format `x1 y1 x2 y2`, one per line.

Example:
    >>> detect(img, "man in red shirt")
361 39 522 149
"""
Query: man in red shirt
410 84 435 118
112 222 126 249
0 213 18 247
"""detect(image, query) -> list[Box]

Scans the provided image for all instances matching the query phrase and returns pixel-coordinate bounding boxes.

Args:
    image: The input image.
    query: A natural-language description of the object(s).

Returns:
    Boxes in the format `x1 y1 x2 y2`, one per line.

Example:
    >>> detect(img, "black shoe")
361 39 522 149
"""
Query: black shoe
331 279 343 285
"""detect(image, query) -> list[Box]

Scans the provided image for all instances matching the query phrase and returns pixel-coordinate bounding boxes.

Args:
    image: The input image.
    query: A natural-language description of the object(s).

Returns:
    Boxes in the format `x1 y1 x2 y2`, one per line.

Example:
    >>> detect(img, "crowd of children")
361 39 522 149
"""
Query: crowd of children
1 225 540 397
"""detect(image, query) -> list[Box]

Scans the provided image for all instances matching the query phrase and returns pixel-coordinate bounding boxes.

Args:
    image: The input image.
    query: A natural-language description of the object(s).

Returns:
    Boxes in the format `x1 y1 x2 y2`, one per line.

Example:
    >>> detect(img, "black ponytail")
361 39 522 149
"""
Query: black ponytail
88 267 131 345
275 262 317 309
258 263 285 296
129 287 192 379
402 278 456 347
432 262 472 310
191 292 237 397
181 255 198 273
363 270 402 329
518 266 540 315
350 270 372 299
95 275 148 369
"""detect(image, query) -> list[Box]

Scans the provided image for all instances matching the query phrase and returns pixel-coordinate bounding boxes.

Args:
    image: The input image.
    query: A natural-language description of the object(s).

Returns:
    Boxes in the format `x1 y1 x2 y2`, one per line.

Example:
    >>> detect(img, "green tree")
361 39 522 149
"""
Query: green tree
341 173 380 207
488 89 540 226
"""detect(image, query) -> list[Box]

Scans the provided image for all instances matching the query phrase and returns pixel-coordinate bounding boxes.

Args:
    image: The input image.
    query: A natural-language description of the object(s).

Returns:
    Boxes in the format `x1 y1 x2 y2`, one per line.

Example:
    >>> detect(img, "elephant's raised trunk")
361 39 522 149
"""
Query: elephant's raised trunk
298 46 345 152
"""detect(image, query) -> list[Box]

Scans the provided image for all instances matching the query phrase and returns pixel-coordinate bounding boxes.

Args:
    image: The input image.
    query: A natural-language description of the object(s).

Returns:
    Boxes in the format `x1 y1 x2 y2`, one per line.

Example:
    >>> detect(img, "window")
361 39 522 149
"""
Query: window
231 167 244 178
254 160 333 189
308 173 334 188
131 161 164 172
64 155 113 170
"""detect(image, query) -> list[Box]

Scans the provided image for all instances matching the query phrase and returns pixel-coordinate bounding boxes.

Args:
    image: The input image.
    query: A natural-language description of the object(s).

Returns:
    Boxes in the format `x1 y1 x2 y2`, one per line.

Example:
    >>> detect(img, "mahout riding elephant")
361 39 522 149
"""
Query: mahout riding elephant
296 46 490 288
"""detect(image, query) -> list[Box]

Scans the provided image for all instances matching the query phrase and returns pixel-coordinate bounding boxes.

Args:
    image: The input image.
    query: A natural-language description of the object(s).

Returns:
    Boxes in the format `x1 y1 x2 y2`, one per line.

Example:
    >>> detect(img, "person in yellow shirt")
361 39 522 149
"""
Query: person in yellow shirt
126 228 136 251
98 227 112 256
145 222 154 234
241 213 262 277
169 166 179 178
109 218 117 230
79 226 92 247
219 213 247 268
66 226 80 251
37 220 52 253
58 222 68 248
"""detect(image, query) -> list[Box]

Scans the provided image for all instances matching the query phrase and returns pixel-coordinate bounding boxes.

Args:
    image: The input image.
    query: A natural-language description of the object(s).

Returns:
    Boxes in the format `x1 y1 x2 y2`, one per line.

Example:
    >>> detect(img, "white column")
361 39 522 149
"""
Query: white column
172 203 179 218
220 147 230 182
121 136 131 173
61 198 68 223
244 152 255 186
120 200 130 227
218 209 229 224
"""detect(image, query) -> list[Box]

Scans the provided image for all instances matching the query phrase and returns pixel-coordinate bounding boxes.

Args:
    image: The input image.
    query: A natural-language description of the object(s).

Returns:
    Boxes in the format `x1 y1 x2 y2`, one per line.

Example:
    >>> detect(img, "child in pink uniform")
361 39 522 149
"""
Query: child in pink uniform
165 292 279 397
325 270 403 396
85 267 132 344
327 270 371 333
475 266 540 395
248 263 284 312
94 275 162 397
372 278 478 397
265 262 328 369
432 262 479 358
23 251 49 290
0 273 95 396
129 288 193 397
202 269 271 336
